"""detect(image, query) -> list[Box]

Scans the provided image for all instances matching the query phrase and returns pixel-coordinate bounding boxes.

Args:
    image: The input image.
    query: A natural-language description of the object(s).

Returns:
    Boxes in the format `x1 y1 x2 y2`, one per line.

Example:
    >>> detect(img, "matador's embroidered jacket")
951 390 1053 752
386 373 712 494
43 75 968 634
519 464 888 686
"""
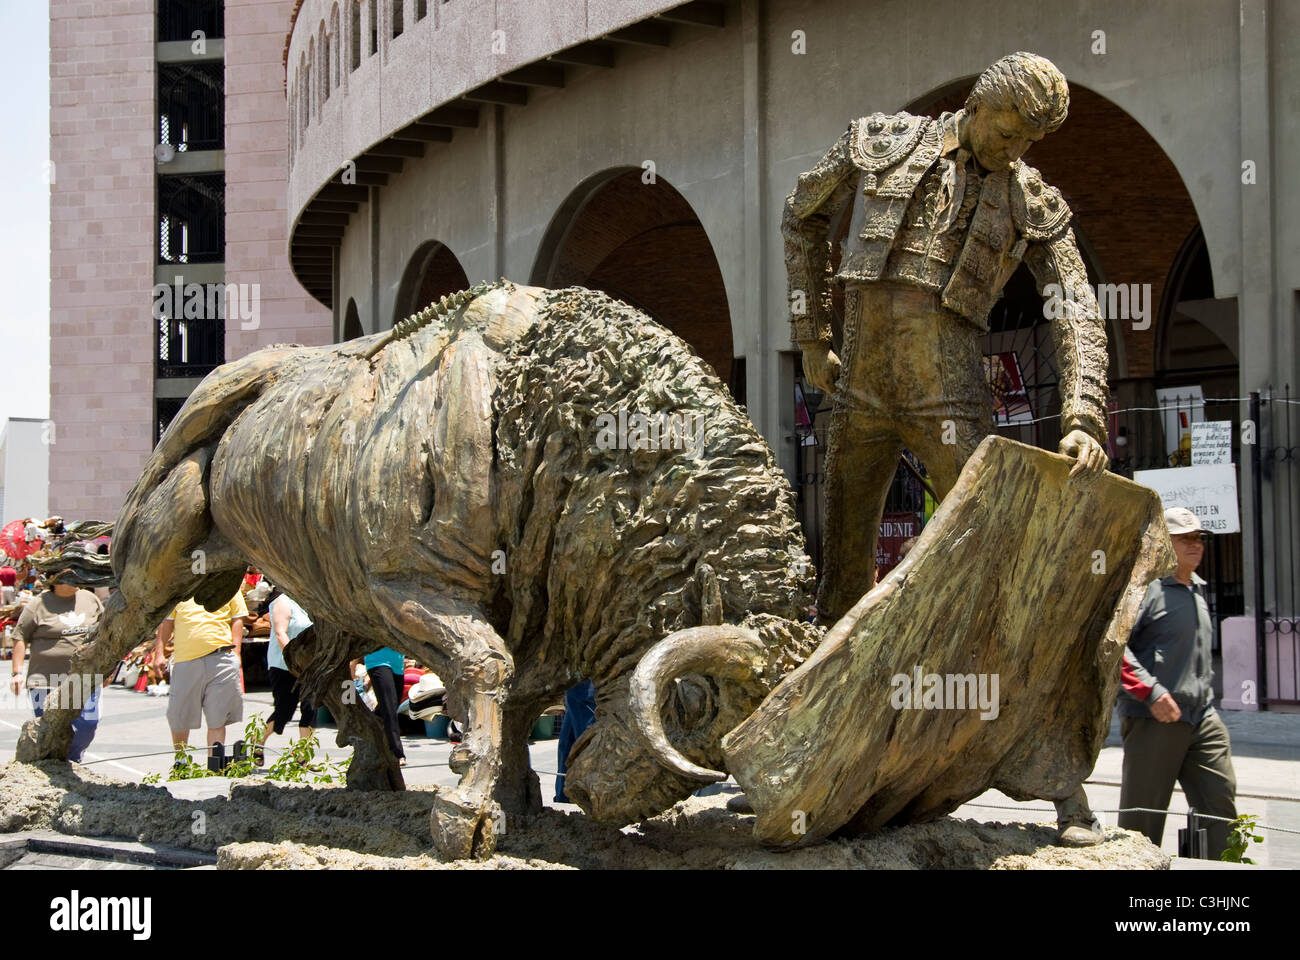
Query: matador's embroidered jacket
782 110 1110 445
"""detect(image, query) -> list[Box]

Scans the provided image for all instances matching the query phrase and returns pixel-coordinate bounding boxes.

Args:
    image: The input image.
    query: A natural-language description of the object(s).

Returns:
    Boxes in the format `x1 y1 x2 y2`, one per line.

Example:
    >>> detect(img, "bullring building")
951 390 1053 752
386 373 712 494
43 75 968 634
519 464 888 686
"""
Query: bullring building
50 1 1300 706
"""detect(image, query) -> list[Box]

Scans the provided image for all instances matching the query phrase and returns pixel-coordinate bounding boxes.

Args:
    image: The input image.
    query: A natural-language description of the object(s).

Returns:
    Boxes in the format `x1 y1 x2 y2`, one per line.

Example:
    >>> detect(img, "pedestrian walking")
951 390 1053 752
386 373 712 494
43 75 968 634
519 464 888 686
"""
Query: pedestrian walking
258 588 315 754
1118 507 1239 858
7 567 106 761
154 591 248 760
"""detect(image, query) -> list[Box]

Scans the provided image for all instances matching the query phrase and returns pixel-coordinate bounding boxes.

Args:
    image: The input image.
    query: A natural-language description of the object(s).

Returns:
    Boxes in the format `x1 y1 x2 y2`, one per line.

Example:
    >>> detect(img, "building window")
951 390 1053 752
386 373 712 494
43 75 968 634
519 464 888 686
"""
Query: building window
392 0 404 38
369 0 378 55
351 1 362 71
330 4 342 89
416 0 428 20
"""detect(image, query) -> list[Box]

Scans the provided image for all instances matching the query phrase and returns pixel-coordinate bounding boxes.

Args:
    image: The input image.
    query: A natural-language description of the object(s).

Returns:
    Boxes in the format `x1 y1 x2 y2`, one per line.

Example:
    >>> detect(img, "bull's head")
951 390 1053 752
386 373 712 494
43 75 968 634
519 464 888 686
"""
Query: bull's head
561 565 818 822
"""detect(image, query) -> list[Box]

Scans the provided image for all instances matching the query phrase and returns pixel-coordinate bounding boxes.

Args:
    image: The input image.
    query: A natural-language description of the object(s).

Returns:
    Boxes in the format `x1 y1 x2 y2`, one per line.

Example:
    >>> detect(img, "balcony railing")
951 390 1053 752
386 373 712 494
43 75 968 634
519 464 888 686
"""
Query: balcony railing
159 62 224 152
158 173 225 265
157 315 224 379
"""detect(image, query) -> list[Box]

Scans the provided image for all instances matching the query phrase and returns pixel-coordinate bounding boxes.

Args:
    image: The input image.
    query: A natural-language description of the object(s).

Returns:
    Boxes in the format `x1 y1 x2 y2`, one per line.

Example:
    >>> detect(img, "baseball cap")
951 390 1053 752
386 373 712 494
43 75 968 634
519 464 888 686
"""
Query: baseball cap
1164 507 1203 536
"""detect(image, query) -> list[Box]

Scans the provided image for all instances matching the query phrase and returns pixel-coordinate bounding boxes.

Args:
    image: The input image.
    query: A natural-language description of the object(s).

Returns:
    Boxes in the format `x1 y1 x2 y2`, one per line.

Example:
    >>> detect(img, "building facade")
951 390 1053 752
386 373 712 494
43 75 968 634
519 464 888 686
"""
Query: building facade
282 0 1298 706
0 420 51 523
48 0 330 521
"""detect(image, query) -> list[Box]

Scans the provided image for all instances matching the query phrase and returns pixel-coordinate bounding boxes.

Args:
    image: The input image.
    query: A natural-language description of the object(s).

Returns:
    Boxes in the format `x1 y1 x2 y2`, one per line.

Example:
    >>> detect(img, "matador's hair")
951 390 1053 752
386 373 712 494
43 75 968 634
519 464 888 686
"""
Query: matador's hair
965 52 1070 132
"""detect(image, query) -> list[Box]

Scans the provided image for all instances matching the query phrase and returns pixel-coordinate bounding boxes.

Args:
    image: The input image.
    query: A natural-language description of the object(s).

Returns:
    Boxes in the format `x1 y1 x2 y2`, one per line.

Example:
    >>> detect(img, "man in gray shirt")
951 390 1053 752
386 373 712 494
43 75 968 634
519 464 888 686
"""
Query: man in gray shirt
1118 507 1238 857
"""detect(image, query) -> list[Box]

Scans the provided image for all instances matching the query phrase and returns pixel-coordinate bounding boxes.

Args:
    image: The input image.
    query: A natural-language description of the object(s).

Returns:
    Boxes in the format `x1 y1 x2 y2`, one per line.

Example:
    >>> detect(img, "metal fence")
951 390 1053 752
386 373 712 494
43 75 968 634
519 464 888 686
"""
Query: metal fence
1251 388 1300 704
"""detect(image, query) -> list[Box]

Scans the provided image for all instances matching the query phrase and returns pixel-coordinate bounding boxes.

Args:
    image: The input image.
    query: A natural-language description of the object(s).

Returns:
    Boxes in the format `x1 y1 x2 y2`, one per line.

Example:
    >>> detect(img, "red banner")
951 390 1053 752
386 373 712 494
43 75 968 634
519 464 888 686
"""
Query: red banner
876 511 923 578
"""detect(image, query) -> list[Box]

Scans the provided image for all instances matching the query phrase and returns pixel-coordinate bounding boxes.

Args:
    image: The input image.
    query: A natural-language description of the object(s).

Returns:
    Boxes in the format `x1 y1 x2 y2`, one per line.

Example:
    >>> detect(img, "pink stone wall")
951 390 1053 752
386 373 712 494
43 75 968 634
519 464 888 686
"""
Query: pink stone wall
225 0 333 360
49 0 156 521
48 0 331 522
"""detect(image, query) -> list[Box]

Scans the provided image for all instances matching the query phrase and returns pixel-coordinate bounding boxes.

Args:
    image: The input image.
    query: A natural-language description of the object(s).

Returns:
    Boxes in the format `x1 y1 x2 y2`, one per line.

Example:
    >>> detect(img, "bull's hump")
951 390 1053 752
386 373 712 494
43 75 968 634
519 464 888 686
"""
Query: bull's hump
472 283 547 350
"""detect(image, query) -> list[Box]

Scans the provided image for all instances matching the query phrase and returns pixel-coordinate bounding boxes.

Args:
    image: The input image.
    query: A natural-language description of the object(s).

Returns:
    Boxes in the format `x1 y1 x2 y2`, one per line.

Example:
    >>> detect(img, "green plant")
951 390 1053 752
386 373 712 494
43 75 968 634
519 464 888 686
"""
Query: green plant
264 729 349 784
1219 814 1264 864
164 745 214 781
140 715 349 785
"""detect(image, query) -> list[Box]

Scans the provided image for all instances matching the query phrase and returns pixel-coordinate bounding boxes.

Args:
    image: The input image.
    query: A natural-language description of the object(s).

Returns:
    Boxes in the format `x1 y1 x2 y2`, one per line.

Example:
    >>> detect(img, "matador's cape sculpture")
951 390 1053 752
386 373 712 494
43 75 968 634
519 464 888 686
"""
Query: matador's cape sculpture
783 52 1118 843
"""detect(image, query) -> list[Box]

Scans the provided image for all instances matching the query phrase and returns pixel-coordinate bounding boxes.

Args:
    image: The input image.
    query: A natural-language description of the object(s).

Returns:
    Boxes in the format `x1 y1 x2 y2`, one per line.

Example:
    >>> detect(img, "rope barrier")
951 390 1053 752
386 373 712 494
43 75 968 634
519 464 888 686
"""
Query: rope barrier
24 746 1300 836
959 802 1300 836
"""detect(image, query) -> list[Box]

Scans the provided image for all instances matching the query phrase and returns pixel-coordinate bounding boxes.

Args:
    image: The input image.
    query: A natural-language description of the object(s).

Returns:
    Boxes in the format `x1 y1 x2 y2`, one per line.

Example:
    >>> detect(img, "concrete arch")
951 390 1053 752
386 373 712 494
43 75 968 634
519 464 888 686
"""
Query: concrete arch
393 240 470 326
878 42 1239 302
530 167 736 388
903 77 1204 384
343 298 363 340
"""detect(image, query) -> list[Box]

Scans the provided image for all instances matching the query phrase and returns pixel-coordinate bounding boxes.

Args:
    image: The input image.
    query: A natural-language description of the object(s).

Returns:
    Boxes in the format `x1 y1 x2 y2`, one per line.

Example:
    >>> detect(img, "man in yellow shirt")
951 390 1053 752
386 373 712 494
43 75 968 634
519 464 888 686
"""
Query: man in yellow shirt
154 591 247 752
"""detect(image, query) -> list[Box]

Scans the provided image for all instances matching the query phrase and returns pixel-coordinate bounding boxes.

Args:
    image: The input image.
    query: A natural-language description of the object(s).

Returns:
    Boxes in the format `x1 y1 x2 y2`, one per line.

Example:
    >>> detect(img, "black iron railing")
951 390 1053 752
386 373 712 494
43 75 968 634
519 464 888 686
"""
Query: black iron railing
158 174 225 265
159 62 224 152
156 314 224 380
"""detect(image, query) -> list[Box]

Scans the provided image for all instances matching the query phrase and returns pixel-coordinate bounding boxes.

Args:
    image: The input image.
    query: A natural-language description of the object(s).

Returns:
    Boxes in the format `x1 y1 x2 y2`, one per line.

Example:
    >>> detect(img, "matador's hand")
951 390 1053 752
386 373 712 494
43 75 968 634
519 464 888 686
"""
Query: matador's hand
799 341 841 396
1059 429 1108 478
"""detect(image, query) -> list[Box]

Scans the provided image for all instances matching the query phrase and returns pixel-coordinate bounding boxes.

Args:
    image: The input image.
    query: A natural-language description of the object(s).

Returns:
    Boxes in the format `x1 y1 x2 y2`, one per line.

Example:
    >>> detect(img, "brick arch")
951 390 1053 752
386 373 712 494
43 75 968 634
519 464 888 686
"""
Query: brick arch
903 80 1203 382
393 240 470 327
530 168 735 388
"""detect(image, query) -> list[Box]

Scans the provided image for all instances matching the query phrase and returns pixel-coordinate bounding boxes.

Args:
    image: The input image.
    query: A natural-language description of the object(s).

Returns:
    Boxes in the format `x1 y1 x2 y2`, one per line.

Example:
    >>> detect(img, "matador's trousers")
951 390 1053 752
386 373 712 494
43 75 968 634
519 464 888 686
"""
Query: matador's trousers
817 282 993 623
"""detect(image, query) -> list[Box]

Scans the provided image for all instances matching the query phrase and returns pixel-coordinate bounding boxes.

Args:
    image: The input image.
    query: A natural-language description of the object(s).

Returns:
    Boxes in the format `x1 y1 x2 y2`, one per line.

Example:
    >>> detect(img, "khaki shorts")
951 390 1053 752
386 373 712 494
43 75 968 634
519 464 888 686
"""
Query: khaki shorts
167 648 242 732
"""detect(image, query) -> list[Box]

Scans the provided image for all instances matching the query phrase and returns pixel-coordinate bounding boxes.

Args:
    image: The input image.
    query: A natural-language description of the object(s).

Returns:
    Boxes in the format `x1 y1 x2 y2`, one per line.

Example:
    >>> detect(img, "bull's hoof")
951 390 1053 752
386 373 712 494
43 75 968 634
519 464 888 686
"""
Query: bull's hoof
432 792 504 861
14 718 63 763
1058 822 1105 847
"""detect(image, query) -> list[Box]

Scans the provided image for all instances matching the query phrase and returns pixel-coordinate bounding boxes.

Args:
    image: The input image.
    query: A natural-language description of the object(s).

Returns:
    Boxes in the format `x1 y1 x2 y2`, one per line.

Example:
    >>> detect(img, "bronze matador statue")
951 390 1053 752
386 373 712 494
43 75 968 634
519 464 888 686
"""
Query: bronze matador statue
783 52 1110 845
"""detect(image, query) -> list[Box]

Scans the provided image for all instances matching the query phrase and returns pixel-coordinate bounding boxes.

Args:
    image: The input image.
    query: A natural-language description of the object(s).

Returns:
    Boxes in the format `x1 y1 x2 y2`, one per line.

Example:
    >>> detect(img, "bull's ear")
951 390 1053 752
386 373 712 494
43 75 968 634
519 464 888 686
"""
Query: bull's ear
667 675 715 730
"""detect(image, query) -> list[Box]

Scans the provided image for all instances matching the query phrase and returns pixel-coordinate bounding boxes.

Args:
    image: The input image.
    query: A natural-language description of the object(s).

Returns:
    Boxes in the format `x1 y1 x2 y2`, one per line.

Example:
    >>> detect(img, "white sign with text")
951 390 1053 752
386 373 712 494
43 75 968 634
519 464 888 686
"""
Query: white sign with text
1134 463 1240 534
1191 420 1233 465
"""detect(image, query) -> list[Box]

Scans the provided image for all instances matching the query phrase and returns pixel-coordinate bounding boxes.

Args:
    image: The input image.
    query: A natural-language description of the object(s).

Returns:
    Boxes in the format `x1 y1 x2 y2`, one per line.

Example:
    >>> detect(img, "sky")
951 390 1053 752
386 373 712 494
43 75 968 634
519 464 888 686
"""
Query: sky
0 1 51 426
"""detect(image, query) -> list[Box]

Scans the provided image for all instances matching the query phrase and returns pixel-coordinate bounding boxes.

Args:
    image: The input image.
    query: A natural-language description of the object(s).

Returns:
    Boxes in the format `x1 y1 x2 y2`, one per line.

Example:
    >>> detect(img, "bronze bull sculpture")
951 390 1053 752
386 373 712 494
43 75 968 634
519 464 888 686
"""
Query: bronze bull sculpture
20 281 1170 861
20 282 821 859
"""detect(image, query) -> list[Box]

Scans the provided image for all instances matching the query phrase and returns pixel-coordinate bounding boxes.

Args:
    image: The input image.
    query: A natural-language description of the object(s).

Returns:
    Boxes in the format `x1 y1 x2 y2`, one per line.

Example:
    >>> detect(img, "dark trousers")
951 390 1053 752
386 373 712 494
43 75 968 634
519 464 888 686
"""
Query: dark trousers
267 666 314 735
555 680 596 803
368 665 405 760
1118 709 1238 858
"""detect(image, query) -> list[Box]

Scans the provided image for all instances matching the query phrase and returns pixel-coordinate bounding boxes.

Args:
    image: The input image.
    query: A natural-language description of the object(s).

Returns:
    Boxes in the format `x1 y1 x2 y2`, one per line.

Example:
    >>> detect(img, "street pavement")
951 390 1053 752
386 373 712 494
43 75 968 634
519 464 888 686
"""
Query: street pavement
2 683 1297 867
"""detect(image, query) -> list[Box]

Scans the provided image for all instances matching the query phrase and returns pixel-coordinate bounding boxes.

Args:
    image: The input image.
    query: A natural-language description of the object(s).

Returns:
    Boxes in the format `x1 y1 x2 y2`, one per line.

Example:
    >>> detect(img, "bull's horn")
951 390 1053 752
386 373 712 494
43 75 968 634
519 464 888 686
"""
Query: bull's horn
629 625 765 783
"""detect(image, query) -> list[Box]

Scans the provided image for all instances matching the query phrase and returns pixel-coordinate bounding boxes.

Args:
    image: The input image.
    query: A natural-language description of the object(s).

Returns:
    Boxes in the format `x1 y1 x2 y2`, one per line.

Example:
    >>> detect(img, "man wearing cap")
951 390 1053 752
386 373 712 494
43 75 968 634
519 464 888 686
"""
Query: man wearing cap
1117 507 1238 857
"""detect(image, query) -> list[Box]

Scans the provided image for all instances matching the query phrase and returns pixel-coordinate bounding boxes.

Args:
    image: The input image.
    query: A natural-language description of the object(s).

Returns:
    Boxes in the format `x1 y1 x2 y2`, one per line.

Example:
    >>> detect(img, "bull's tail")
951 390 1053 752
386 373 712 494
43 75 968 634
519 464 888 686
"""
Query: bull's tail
110 345 301 582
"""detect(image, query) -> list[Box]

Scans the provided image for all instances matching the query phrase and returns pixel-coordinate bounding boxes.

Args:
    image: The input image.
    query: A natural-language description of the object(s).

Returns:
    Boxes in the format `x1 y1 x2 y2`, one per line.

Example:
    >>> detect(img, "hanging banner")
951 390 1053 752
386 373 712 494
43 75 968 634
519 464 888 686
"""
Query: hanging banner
1134 463 1240 534
876 511 923 577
